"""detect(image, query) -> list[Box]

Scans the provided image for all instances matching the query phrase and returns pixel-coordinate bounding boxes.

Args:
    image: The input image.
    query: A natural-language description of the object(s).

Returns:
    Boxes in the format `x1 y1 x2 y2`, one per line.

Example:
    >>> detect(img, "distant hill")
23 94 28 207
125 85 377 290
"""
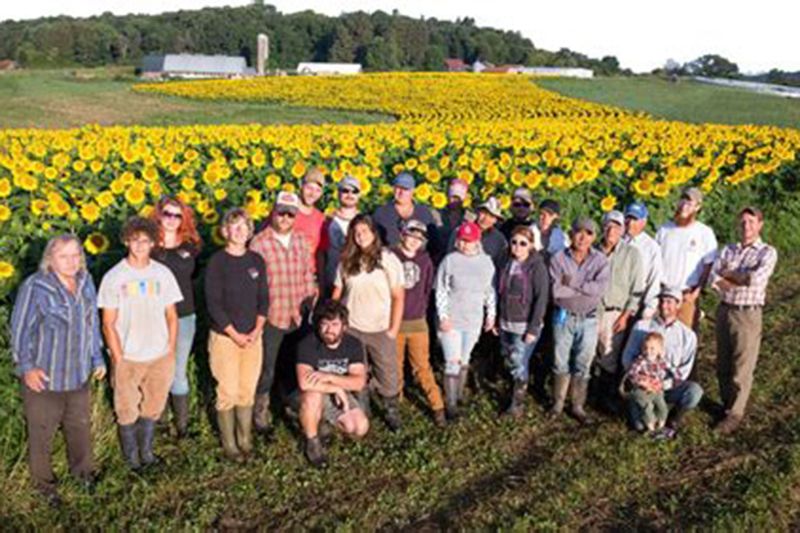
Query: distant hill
0 3 625 74
743 70 800 89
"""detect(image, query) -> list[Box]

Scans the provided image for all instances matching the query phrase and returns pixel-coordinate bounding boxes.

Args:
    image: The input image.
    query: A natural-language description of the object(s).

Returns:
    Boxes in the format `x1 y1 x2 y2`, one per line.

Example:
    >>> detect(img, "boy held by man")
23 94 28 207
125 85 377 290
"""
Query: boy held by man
620 332 671 435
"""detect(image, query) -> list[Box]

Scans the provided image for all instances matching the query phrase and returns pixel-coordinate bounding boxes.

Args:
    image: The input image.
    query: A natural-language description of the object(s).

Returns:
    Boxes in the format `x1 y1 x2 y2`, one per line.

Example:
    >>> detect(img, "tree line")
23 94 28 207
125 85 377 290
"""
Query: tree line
0 2 625 74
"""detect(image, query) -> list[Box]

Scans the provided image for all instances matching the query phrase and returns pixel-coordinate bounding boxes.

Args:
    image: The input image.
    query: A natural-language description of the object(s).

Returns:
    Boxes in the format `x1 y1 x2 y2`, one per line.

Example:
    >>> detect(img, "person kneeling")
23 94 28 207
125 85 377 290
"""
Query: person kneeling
296 300 369 467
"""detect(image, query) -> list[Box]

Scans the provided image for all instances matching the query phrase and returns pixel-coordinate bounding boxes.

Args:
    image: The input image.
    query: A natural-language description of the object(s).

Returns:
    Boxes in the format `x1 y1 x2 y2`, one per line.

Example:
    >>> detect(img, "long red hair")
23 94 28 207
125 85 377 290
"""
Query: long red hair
151 197 202 249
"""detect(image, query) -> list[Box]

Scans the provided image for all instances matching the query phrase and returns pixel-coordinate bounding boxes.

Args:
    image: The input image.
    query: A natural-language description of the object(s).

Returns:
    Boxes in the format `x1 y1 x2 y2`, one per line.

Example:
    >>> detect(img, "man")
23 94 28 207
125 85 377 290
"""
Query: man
624 202 663 320
296 300 369 467
250 191 318 433
319 176 361 296
438 178 471 248
656 187 718 330
535 199 570 260
549 216 610 424
448 196 508 270
500 188 535 241
98 217 182 470
709 206 777 434
373 172 441 257
595 210 644 379
622 287 704 439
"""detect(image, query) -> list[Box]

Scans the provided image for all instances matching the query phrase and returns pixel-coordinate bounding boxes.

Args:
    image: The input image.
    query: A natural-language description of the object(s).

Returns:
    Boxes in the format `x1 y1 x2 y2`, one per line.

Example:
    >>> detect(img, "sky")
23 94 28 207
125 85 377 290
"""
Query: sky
3 0 799 74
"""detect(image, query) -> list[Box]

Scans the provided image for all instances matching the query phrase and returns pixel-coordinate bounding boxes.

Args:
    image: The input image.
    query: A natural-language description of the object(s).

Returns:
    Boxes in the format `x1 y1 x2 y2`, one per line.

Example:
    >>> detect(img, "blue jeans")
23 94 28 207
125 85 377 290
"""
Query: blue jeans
500 330 539 383
438 329 481 377
553 313 598 380
170 314 196 395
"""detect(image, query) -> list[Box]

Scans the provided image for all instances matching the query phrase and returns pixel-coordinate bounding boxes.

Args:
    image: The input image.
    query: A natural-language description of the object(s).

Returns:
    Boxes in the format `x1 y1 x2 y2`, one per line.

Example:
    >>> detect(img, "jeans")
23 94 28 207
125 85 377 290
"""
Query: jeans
500 330 539 383
438 328 481 377
628 389 669 430
256 324 291 396
553 313 599 380
170 314 196 395
628 380 703 426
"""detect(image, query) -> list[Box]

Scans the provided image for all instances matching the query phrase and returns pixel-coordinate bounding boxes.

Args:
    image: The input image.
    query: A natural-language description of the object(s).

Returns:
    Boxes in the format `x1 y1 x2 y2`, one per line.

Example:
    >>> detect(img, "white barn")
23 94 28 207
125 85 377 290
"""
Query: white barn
296 62 362 76
141 54 250 80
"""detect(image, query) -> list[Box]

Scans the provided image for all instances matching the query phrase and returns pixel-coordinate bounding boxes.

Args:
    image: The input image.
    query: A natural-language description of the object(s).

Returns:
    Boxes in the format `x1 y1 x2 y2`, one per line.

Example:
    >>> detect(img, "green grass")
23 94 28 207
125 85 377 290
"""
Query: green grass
537 76 800 129
0 68 393 129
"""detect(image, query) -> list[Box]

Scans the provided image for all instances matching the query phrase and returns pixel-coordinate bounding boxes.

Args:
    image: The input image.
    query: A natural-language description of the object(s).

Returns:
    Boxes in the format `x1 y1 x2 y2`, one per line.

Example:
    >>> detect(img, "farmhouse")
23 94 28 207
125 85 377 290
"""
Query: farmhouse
296 62 362 76
444 59 469 72
140 54 250 80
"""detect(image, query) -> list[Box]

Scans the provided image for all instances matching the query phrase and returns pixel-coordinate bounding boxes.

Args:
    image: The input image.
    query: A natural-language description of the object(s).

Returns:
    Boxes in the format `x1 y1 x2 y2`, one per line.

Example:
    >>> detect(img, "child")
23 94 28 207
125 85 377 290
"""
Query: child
620 332 671 433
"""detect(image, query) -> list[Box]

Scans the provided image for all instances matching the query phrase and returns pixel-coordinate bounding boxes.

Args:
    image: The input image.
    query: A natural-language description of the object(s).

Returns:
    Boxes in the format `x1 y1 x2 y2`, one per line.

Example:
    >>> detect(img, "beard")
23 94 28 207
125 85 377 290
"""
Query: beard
321 330 344 346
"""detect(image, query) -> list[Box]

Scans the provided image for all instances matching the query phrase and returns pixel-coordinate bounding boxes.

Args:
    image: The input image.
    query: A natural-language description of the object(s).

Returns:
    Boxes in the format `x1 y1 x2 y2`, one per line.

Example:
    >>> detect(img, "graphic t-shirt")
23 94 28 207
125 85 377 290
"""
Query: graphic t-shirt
296 333 366 375
97 259 183 362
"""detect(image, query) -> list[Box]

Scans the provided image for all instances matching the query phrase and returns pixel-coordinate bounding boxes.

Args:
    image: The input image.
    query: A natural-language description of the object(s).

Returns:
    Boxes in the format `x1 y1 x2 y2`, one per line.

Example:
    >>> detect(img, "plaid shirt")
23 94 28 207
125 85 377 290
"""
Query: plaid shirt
250 228 317 329
710 239 777 306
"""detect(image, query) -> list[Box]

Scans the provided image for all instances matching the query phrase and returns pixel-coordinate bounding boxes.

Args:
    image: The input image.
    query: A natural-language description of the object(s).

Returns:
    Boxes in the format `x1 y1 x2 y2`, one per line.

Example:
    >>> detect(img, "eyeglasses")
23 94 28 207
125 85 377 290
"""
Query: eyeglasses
512 202 531 208
276 211 296 219
162 211 183 220
510 240 530 247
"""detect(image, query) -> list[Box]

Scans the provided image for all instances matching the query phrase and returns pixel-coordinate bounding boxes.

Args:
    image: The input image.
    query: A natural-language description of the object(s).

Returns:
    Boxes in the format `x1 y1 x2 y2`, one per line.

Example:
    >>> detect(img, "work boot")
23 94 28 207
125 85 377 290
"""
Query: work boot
253 394 272 433
457 366 470 406
505 381 528 418
170 394 190 439
118 423 141 471
433 409 447 428
383 395 402 432
715 414 743 435
549 374 571 419
217 409 242 460
137 418 160 466
445 375 460 421
570 378 592 425
235 406 254 455
305 436 327 468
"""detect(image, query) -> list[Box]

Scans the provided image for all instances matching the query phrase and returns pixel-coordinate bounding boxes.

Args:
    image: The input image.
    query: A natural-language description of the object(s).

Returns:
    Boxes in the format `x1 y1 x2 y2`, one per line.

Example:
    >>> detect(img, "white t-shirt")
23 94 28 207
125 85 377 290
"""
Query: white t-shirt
98 259 183 362
656 220 718 290
334 249 404 333
274 231 292 249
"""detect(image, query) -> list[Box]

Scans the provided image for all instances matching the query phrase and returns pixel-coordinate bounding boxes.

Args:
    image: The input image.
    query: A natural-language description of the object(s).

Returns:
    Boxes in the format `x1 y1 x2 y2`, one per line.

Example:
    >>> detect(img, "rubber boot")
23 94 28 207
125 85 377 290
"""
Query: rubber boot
570 378 592 425
217 409 241 460
549 374 571 419
457 366 469 406
171 394 190 439
383 395 401 432
253 394 272 434
234 406 254 455
118 423 141 471
445 375 460 421
506 381 528 418
137 418 160 466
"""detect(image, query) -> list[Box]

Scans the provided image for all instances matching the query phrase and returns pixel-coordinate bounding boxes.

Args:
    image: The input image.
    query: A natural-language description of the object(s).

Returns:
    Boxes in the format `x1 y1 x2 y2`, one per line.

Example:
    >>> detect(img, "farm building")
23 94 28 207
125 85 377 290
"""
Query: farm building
296 63 362 76
517 67 594 78
445 59 469 72
0 60 17 71
140 54 250 80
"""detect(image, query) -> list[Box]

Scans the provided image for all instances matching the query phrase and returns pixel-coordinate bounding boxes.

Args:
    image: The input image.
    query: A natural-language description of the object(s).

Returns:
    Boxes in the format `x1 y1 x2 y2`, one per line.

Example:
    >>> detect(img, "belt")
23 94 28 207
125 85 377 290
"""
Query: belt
722 302 763 311
565 309 597 319
604 306 623 312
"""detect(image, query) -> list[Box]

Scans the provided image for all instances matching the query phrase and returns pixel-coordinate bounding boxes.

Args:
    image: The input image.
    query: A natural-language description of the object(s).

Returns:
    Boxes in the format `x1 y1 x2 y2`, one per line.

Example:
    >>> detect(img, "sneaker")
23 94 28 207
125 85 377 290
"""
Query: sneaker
652 427 677 441
304 437 327 468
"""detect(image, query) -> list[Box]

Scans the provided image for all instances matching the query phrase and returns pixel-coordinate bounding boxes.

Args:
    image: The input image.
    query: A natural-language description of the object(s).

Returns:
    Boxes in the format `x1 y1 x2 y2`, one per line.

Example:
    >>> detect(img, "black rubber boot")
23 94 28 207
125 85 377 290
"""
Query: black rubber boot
505 381 528 418
118 423 141 471
170 394 190 439
445 375 460 421
383 395 401 432
137 418 160 466
253 394 272 434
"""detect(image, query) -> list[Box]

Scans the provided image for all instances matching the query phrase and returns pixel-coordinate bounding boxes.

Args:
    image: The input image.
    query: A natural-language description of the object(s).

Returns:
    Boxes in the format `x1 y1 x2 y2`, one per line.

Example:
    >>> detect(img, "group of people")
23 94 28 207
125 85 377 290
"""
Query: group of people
10 168 778 501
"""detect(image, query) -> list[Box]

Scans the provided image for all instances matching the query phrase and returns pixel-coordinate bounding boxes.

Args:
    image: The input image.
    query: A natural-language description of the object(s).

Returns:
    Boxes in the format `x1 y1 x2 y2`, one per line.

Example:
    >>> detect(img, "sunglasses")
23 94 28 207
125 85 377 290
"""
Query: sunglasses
162 211 183 220
510 240 530 247
276 211 296 219
512 202 531 208
340 188 359 195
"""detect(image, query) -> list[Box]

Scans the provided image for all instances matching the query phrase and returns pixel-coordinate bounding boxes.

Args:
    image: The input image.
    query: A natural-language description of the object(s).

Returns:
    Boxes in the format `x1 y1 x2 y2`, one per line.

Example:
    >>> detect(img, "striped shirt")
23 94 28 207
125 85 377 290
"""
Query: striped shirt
710 239 778 306
11 271 104 392
250 227 317 329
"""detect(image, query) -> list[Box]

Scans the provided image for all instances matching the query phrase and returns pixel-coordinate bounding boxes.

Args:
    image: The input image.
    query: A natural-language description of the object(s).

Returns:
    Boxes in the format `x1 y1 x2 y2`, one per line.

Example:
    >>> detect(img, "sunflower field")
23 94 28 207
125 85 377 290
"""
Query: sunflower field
0 73 799 298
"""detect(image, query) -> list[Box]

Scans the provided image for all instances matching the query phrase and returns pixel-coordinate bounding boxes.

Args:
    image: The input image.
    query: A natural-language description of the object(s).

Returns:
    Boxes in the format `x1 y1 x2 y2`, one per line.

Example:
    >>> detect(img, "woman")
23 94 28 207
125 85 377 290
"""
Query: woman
205 209 267 459
496 226 549 418
435 221 496 420
151 197 201 438
11 235 106 505
332 214 405 431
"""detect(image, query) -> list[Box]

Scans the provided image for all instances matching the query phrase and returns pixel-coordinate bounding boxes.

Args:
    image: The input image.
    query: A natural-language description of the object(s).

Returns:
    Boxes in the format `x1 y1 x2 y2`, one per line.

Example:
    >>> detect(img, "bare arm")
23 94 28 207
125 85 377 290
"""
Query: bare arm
102 308 124 365
165 304 178 359
387 286 404 339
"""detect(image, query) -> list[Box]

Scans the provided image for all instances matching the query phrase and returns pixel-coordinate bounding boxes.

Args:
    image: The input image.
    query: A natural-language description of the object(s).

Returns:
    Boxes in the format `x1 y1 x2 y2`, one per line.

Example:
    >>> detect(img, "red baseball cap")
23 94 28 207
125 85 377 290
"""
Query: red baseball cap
456 221 481 243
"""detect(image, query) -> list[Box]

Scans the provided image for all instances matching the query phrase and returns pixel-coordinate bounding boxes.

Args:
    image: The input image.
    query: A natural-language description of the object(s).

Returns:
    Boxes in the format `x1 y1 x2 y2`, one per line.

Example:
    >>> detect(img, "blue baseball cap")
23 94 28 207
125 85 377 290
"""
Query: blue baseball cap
625 202 649 220
393 173 416 190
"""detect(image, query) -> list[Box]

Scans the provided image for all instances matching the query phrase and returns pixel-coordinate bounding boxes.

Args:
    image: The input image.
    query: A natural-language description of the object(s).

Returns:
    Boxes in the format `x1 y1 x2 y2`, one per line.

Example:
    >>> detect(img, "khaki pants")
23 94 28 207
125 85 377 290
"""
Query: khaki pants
113 355 175 426
678 297 700 331
209 331 263 410
397 323 444 411
716 304 763 418
595 309 624 374
349 328 399 398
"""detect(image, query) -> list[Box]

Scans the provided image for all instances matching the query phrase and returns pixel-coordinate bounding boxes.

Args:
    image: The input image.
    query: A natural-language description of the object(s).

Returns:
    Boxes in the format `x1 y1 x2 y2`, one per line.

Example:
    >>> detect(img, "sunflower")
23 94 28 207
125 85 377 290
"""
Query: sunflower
84 233 110 255
600 195 618 212
0 261 14 279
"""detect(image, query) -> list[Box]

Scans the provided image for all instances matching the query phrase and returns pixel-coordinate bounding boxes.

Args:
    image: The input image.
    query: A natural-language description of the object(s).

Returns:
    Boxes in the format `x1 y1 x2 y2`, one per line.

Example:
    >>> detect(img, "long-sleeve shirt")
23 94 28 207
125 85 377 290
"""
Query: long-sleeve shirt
600 241 645 315
624 355 669 394
624 231 663 315
549 247 610 315
392 246 434 322
11 271 104 392
709 238 778 306
250 227 317 330
373 202 442 257
621 317 697 390
435 251 496 332
204 250 268 335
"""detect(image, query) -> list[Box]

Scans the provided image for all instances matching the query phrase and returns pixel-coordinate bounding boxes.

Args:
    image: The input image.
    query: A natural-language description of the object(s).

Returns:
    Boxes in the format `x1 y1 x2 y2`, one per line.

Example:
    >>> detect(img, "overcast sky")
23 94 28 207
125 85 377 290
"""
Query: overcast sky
4 0 799 73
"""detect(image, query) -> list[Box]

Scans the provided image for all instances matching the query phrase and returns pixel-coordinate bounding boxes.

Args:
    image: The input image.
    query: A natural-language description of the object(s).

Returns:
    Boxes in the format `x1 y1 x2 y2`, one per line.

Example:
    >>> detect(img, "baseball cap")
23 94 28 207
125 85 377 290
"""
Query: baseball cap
448 179 469 200
539 199 561 215
571 216 597 235
456 221 481 243
602 210 625 228
512 188 533 206
402 219 428 240
739 205 763 221
303 168 325 187
338 176 362 193
625 202 649 220
479 197 503 219
658 285 683 303
275 191 301 214
681 187 703 205
393 173 416 190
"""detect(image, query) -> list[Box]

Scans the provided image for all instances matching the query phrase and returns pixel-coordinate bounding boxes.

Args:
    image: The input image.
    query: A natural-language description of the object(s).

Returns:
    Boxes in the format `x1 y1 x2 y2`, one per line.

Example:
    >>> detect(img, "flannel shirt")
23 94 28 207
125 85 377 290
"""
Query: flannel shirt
710 239 778 307
250 228 316 329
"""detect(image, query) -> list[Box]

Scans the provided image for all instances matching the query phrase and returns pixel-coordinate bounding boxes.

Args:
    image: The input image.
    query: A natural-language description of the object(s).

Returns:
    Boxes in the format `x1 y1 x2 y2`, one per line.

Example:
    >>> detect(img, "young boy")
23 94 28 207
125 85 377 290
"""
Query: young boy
98 217 183 470
620 332 670 434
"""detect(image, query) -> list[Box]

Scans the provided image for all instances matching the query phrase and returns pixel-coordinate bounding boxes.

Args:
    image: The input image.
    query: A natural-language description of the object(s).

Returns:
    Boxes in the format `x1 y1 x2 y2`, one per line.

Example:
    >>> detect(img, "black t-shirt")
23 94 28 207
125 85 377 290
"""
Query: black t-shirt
153 242 198 317
204 249 268 335
296 333 366 375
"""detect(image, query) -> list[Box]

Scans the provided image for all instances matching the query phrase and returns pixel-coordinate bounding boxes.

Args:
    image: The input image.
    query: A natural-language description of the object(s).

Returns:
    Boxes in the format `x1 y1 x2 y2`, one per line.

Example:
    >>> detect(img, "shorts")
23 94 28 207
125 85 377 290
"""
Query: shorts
322 391 363 424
